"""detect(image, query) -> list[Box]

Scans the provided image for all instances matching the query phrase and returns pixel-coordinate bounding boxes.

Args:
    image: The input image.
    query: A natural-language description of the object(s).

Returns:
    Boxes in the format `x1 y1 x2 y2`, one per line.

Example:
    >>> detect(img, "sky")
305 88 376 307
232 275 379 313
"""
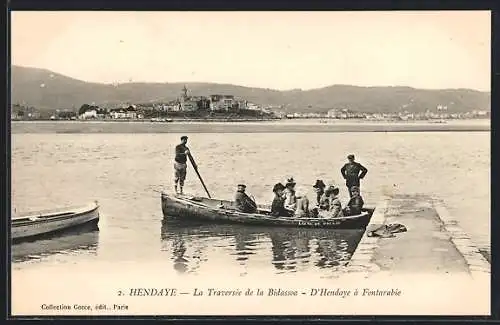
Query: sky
11 11 491 91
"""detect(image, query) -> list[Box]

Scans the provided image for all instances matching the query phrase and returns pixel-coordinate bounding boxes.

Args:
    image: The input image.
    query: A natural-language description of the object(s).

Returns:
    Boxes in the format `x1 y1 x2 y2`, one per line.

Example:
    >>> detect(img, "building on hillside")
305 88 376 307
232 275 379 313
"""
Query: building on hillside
178 85 197 112
125 105 137 119
209 94 236 111
327 109 340 118
180 97 198 111
174 85 253 112
178 86 211 112
109 105 139 119
79 109 97 119
12 104 41 119
246 102 260 110
110 108 127 119
236 99 248 110
166 101 181 111
11 111 22 120
11 104 24 120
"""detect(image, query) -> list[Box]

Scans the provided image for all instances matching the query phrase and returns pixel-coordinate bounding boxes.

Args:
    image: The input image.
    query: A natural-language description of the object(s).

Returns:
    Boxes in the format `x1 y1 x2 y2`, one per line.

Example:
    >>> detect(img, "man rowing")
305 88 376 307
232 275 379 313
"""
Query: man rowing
340 154 368 197
174 135 196 195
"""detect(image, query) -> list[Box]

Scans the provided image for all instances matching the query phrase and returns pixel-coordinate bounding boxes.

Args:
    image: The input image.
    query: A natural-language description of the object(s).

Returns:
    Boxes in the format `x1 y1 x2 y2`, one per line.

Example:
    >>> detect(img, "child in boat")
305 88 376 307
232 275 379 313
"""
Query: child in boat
344 186 364 216
318 185 344 219
270 183 290 217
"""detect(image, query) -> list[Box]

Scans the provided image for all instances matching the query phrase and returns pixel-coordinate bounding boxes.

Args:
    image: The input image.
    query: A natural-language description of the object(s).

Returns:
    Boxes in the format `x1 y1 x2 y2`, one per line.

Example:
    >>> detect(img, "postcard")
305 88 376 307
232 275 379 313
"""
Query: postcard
9 10 491 316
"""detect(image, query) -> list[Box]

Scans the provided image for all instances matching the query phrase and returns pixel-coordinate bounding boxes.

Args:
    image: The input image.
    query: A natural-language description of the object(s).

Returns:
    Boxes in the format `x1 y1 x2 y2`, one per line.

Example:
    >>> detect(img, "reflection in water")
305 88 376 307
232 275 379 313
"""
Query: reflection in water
12 132 490 276
12 223 100 263
161 221 208 275
161 218 364 275
171 235 189 273
233 233 259 263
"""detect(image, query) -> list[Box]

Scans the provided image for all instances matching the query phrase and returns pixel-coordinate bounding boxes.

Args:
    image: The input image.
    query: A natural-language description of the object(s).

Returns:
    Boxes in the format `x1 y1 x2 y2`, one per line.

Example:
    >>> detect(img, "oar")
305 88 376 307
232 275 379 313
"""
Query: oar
187 152 212 198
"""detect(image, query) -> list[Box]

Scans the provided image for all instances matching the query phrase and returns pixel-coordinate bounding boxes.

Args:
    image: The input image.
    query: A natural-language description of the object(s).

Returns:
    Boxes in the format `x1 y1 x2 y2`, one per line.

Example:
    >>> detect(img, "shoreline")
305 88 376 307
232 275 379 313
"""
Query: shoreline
12 120 490 134
347 194 490 279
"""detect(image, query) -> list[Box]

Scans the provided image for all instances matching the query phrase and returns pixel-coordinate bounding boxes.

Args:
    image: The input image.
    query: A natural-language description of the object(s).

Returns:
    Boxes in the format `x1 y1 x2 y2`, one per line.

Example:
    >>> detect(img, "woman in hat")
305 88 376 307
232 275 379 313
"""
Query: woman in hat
312 179 326 205
283 177 310 218
270 183 290 217
318 181 336 211
318 185 344 219
283 177 298 212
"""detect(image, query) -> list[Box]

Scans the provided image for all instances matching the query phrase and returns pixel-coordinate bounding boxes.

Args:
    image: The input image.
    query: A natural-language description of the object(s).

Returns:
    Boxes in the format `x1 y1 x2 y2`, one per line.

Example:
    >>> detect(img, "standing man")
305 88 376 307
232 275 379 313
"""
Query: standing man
340 154 368 197
174 136 195 195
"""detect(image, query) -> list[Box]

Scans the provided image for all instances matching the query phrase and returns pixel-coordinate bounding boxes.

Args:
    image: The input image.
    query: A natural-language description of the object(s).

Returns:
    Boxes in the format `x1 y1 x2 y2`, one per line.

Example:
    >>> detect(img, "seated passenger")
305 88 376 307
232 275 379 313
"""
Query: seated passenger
319 190 330 211
318 181 335 211
295 195 310 218
318 185 344 219
283 177 310 218
234 184 258 213
312 179 326 206
270 183 290 217
283 177 298 212
310 180 325 218
344 186 364 216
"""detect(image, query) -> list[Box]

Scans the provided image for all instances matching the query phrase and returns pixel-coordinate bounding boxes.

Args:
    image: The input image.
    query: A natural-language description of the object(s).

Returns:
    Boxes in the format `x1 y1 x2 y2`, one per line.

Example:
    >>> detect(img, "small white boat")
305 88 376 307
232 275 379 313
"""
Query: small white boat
12 201 100 241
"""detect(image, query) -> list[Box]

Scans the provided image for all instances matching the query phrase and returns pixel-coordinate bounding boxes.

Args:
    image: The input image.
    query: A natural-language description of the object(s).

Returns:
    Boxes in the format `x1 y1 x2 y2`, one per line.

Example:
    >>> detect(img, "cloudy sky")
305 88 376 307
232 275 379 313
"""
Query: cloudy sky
11 11 491 91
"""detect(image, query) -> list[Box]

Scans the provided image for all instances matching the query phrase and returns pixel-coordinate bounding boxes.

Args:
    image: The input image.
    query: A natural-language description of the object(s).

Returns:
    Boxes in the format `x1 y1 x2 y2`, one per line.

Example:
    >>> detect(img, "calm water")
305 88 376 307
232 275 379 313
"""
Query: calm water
11 132 490 278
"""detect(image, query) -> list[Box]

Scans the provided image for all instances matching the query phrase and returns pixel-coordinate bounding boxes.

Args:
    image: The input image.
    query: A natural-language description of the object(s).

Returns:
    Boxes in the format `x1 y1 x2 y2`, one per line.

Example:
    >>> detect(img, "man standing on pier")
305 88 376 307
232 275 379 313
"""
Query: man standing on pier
174 136 195 195
341 154 368 197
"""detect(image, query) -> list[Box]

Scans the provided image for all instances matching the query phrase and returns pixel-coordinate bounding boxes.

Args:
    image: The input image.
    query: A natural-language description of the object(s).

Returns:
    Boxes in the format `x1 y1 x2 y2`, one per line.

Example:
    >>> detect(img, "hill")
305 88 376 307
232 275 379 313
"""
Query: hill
11 65 491 113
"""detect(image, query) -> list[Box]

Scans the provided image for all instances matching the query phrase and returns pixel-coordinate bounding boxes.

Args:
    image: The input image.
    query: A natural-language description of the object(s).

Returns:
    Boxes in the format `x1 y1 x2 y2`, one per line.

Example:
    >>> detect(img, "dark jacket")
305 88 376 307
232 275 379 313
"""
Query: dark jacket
271 195 288 217
341 162 368 186
235 191 257 213
346 195 364 215
175 144 189 164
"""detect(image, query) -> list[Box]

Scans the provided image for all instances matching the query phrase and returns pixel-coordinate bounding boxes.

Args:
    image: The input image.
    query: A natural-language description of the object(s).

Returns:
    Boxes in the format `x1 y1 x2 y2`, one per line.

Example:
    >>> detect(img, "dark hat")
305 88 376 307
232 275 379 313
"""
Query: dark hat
325 184 339 194
181 136 188 140
313 179 326 189
273 183 286 192
237 184 246 188
347 154 355 159
285 177 296 187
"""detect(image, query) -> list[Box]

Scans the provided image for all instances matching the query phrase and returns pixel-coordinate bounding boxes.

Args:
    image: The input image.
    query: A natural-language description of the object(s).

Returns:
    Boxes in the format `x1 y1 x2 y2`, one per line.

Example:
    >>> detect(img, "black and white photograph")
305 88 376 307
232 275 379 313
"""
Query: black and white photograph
9 11 491 315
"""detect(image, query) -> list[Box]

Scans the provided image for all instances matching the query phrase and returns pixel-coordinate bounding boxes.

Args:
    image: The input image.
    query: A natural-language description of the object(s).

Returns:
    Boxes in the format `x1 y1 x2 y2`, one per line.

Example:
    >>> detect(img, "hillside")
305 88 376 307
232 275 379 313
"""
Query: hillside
11 65 491 113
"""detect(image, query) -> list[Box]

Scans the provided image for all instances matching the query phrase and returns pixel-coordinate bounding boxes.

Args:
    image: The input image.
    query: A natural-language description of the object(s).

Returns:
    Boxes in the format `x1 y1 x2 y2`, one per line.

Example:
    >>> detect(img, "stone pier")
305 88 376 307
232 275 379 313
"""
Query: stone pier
347 194 490 279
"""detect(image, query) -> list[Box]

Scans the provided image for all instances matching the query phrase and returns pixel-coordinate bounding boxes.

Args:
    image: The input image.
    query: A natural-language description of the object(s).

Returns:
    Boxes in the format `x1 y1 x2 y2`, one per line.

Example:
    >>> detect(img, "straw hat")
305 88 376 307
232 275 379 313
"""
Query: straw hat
285 177 296 188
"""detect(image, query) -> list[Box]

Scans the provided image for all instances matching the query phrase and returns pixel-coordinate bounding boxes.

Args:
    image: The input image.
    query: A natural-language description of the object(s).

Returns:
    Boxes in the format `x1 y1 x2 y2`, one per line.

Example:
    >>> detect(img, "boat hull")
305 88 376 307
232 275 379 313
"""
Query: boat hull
12 202 100 242
161 193 373 229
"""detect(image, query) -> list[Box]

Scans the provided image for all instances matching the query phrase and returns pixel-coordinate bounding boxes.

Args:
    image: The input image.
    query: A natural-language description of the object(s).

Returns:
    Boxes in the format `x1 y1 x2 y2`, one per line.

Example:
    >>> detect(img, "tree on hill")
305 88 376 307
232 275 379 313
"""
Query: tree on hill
78 104 92 115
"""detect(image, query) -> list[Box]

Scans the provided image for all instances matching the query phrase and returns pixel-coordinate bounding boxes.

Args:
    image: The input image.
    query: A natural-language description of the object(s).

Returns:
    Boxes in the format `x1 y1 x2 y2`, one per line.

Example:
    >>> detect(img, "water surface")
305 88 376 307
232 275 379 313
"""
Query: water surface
11 131 490 278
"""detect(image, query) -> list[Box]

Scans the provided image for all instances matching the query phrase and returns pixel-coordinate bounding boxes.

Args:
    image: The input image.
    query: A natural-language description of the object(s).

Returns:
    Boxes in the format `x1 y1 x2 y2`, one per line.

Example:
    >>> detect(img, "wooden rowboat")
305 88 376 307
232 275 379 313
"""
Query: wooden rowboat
161 192 373 229
12 201 100 242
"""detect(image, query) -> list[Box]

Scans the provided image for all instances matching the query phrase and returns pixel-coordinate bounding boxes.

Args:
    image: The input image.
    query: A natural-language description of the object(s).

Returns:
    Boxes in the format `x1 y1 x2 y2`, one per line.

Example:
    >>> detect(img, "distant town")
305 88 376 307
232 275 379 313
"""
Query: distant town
11 85 490 122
